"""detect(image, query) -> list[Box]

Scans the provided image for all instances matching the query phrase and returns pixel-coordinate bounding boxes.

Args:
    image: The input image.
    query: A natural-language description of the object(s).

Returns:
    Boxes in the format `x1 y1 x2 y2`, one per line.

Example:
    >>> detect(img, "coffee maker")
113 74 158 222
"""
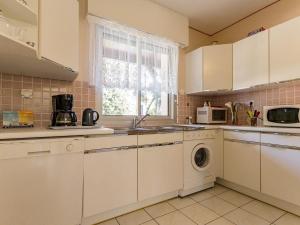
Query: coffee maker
51 94 77 126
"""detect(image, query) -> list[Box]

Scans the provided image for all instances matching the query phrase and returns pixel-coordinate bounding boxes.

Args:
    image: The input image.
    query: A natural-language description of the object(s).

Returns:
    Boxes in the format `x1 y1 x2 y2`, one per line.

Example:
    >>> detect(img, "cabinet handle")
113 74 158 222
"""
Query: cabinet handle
229 130 258 134
261 143 300 151
138 141 183 149
84 145 137 154
224 138 260 145
262 132 300 137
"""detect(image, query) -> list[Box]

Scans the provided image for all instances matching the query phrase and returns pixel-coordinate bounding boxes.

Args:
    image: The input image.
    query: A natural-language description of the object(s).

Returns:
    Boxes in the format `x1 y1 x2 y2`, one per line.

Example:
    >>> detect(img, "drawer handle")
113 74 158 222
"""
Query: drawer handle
261 143 300 151
262 132 300 137
27 150 51 155
224 138 260 145
138 141 183 149
227 129 258 134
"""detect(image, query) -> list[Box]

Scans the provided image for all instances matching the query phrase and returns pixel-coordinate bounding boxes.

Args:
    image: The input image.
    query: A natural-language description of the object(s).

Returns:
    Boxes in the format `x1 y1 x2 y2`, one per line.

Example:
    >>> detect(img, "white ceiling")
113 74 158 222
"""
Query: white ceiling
151 0 279 35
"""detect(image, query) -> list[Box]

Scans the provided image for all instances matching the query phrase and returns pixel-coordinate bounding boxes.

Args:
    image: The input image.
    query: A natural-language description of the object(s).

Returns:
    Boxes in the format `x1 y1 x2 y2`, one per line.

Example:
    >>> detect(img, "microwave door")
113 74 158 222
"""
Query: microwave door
212 110 226 122
267 108 300 124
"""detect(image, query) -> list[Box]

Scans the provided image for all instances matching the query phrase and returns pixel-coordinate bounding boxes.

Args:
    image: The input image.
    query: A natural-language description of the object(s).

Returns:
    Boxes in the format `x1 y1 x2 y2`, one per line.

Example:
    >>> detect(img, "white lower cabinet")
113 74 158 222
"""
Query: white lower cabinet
224 131 260 191
138 140 183 201
83 136 138 218
261 141 300 206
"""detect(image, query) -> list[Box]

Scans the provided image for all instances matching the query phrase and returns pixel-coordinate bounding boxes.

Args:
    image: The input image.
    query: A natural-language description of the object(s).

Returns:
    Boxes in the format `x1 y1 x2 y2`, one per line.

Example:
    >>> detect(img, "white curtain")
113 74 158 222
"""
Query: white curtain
89 17 178 92
89 16 179 116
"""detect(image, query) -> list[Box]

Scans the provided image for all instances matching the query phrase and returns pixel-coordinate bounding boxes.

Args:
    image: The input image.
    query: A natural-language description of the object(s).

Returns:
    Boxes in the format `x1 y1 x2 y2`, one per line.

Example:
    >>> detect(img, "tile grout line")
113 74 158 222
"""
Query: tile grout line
143 201 177 220
270 212 288 225
99 185 292 225
241 202 287 224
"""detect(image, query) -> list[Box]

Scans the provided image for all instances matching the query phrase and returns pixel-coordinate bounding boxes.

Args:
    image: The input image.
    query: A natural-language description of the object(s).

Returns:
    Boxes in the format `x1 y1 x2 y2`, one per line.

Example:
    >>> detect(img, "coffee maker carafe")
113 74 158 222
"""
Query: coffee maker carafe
51 94 77 126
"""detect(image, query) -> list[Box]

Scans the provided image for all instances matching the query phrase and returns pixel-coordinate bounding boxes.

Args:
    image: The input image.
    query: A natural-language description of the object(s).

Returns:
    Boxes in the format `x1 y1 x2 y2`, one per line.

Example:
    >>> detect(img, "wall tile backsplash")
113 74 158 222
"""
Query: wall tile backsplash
1 73 300 128
177 80 300 126
0 73 95 128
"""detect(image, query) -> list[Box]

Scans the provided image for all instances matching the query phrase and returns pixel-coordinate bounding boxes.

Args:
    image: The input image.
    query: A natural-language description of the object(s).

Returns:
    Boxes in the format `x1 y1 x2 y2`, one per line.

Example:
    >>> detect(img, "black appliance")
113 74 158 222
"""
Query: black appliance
82 108 99 126
51 94 77 126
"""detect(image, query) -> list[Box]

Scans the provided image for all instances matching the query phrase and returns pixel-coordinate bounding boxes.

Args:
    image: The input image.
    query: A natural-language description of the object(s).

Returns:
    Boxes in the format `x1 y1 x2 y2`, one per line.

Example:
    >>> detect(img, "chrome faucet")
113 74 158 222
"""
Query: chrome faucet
132 114 150 128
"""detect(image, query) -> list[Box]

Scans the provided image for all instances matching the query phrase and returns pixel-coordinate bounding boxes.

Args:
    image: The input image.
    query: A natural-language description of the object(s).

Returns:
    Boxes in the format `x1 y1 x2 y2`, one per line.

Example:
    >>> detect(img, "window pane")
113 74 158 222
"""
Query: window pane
95 21 178 118
101 30 138 116
140 41 169 116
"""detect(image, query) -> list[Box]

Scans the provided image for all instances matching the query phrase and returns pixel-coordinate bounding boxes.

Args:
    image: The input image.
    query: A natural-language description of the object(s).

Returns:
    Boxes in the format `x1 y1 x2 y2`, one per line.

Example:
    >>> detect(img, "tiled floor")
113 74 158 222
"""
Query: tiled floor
97 185 300 225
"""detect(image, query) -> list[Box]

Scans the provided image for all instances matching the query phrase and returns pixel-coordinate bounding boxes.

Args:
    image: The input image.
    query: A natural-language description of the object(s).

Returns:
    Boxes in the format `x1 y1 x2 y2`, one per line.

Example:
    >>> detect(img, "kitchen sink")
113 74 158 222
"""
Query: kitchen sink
113 126 182 135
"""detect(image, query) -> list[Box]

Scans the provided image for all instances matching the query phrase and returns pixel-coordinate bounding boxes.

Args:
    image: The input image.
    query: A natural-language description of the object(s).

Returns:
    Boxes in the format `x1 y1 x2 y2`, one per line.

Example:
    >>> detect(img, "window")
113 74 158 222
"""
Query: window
90 19 179 118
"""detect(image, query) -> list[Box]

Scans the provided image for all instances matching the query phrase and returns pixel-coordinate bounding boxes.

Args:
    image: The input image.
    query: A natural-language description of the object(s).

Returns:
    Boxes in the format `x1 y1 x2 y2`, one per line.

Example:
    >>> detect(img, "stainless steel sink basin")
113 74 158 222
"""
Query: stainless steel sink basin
113 126 181 135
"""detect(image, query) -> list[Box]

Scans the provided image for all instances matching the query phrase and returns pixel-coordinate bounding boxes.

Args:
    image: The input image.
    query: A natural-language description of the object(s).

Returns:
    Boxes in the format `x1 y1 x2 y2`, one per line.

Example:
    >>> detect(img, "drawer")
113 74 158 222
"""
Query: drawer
85 135 137 150
261 133 300 147
138 132 183 145
224 130 260 142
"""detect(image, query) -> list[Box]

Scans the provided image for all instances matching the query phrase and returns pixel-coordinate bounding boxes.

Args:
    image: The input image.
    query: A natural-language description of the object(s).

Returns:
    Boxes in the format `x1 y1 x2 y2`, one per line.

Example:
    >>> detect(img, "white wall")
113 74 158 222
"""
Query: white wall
88 0 189 46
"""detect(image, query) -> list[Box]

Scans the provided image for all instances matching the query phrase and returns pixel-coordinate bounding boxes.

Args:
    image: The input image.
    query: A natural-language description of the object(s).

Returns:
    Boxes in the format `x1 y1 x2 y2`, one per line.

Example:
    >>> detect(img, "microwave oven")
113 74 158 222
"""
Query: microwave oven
197 106 227 124
263 105 300 127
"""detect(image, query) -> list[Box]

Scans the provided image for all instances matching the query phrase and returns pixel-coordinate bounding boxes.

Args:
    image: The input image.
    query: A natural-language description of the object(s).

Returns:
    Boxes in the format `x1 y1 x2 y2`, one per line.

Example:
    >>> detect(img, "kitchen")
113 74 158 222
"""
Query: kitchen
0 0 300 225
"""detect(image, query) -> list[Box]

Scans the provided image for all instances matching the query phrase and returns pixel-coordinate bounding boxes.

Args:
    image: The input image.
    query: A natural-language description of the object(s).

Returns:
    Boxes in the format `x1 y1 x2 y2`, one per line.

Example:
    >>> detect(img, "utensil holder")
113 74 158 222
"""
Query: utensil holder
250 117 258 127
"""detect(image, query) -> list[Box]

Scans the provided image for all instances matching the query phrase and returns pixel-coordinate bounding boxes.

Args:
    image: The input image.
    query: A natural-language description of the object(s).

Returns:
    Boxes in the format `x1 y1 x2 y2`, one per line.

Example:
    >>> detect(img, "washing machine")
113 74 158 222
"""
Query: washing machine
179 129 218 197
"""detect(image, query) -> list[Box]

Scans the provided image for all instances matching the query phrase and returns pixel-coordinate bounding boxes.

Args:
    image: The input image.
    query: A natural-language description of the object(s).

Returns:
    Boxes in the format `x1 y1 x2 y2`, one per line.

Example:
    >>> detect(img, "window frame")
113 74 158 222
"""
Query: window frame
91 18 178 124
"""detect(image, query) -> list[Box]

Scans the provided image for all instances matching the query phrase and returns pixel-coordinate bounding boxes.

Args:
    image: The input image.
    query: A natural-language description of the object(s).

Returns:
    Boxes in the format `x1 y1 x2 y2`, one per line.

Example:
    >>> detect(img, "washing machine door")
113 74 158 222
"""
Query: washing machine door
191 144 212 172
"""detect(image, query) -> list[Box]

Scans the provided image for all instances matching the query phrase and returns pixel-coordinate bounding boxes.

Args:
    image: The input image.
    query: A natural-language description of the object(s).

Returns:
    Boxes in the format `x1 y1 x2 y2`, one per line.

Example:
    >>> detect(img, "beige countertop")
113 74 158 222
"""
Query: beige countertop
0 124 300 140
178 124 300 134
0 127 114 140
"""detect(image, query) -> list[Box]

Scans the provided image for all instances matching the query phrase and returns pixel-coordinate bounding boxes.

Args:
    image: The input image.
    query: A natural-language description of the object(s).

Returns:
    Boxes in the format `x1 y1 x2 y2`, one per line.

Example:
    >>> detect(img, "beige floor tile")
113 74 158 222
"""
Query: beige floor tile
274 213 300 225
200 196 236 216
206 217 235 225
218 190 253 207
145 202 176 218
189 190 215 202
96 218 119 225
142 220 158 225
168 197 196 209
180 203 219 224
117 209 152 225
155 211 196 225
224 208 270 225
242 200 285 223
208 185 230 195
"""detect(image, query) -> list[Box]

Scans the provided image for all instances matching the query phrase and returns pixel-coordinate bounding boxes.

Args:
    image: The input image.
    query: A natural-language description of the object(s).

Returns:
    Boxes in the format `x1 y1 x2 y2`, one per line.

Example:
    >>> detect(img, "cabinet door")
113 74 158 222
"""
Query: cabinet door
185 48 203 94
138 144 183 201
39 0 79 72
83 149 137 217
261 146 300 206
270 16 300 83
203 44 233 91
233 30 269 90
224 140 260 191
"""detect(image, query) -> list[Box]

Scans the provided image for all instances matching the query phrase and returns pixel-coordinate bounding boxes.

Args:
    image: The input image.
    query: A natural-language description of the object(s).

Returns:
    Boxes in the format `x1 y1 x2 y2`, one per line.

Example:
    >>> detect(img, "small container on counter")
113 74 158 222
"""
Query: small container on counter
186 116 193 125
3 111 34 128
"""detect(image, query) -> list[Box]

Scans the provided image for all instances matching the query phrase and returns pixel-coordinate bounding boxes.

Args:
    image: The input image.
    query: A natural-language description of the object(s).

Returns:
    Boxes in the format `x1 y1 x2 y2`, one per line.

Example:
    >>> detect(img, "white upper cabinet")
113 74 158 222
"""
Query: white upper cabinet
185 44 233 94
39 0 79 72
185 48 203 94
233 30 269 90
270 16 300 83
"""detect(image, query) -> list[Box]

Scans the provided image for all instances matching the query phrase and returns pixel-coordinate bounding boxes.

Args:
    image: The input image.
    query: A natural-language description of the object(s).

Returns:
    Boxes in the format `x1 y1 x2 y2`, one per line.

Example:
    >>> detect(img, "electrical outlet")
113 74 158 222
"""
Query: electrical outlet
241 100 254 107
21 89 33 98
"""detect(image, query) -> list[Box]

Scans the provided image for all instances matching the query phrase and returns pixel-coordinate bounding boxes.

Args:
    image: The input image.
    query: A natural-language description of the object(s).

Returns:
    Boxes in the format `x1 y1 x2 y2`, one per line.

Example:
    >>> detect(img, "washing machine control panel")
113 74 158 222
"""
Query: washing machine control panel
184 130 217 140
